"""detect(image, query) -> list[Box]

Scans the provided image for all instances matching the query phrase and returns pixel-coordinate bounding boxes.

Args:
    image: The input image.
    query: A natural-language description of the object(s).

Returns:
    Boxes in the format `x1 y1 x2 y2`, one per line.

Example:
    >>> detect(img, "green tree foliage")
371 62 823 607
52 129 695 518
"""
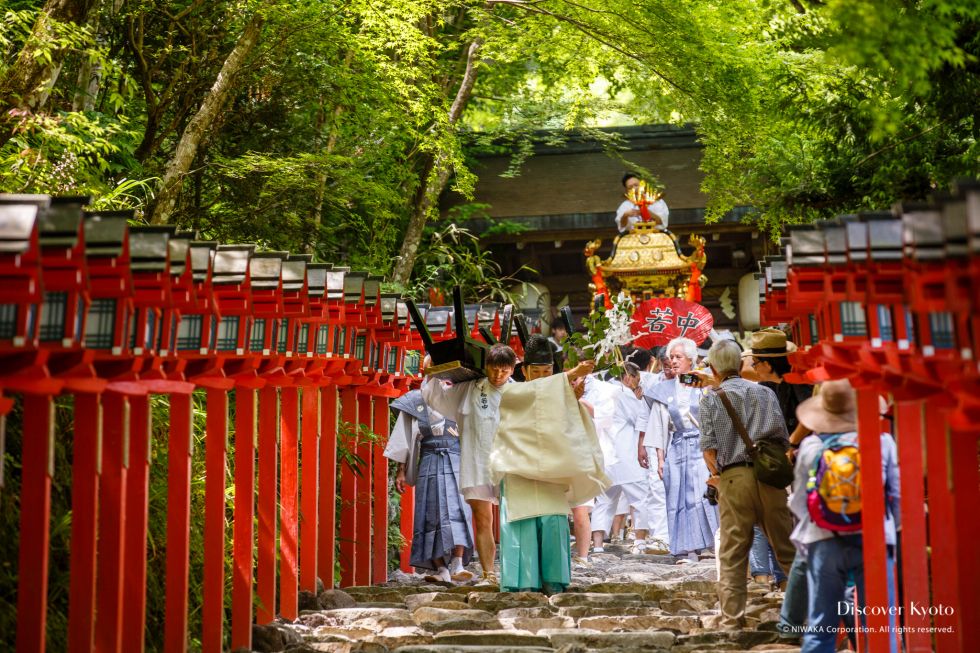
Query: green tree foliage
2 0 978 254
465 0 979 231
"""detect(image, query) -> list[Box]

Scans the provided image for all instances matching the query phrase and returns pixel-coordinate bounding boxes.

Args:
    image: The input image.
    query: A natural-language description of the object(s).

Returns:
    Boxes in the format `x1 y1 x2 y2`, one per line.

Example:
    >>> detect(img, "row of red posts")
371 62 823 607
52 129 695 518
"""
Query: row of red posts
756 179 980 652
0 194 433 653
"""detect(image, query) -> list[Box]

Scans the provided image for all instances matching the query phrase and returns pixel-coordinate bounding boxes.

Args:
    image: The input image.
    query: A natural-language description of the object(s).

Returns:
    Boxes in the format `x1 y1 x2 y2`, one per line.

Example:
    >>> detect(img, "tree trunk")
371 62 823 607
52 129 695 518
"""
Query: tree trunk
71 1 105 111
391 37 483 285
307 51 352 252
148 13 264 225
0 0 97 146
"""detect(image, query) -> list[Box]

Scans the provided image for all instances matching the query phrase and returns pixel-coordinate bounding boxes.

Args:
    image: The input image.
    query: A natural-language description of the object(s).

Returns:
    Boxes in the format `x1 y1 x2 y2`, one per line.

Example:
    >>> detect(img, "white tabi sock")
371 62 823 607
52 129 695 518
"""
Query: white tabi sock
436 566 452 583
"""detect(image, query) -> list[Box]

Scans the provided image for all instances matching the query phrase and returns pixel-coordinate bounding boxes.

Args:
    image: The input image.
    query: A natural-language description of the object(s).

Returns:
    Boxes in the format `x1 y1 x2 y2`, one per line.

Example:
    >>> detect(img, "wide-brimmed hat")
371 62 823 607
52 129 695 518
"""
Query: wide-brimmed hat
742 328 797 358
796 379 857 434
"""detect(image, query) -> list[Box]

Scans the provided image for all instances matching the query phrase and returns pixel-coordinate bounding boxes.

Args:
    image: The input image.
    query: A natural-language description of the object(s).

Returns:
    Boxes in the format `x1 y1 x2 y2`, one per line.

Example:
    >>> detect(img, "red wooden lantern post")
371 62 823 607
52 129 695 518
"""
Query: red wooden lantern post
0 195 68 653
353 275 382 586
834 215 893 653
81 209 147 653
162 238 221 653
856 211 934 653
25 197 94 653
194 243 254 652
901 201 974 652
279 254 312 620
363 289 405 583
222 247 272 651
316 265 348 590
297 262 331 594
338 271 366 586
248 251 287 625
124 225 177 653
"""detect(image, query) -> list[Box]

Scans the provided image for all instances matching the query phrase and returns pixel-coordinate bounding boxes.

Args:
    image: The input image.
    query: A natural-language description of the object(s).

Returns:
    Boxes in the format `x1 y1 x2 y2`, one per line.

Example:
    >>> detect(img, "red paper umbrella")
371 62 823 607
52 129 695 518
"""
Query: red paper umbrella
630 298 714 348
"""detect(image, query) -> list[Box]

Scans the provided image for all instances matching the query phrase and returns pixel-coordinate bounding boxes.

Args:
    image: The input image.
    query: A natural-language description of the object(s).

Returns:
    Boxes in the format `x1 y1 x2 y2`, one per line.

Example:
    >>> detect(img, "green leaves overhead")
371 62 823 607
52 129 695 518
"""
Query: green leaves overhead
2 0 978 262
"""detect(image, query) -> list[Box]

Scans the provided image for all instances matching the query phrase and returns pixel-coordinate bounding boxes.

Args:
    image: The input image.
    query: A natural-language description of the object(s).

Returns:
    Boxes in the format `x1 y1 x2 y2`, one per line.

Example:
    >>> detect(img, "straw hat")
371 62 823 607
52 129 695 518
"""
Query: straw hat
742 328 797 358
796 379 857 434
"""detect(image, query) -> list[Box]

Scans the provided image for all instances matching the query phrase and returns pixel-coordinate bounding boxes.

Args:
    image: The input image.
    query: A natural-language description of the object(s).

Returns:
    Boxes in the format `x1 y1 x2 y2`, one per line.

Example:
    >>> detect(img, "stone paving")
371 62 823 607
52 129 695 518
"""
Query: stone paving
249 543 800 653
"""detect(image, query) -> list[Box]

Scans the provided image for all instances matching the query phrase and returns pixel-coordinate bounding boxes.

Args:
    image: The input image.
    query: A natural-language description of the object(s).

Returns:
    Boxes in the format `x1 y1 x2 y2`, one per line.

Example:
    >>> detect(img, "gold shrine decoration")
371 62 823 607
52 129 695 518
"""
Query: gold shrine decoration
585 223 708 301
625 179 663 208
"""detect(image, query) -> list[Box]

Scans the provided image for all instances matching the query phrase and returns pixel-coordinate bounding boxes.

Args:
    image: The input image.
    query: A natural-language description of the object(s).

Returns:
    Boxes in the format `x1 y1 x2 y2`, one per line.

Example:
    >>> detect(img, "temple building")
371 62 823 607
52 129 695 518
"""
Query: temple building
442 124 776 333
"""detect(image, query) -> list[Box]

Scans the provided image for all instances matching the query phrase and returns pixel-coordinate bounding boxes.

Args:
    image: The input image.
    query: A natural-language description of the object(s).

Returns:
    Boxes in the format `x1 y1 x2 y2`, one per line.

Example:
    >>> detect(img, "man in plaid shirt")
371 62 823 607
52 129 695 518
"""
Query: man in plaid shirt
698 340 796 629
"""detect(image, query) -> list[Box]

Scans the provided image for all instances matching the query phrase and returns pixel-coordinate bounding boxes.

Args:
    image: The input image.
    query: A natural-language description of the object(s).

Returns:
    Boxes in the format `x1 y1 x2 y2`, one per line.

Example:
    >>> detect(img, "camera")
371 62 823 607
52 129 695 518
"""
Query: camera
679 372 699 386
703 485 719 506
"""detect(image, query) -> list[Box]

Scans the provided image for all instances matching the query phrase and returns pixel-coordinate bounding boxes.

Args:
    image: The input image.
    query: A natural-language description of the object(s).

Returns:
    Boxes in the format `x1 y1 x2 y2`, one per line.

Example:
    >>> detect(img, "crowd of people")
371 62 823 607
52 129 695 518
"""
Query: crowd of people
383 324 902 652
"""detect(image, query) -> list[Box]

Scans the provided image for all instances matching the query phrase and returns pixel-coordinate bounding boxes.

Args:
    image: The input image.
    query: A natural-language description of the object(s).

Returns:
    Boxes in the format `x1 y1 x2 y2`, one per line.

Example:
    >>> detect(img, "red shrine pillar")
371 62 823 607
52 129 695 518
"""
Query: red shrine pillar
894 401 932 653
279 383 300 620
201 381 233 652
96 385 150 653
924 402 963 653
318 383 339 589
163 390 194 653
948 421 980 646
231 381 260 651
354 396 373 586
854 386 890 653
16 392 58 653
122 391 153 653
300 383 321 593
67 391 102 653
256 384 279 624
372 397 390 583
399 485 415 573
338 387 358 587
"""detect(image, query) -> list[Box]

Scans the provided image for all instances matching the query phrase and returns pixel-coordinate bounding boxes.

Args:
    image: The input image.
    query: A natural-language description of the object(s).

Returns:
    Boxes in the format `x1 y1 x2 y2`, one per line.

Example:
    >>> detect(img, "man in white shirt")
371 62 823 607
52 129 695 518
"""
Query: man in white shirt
616 173 669 233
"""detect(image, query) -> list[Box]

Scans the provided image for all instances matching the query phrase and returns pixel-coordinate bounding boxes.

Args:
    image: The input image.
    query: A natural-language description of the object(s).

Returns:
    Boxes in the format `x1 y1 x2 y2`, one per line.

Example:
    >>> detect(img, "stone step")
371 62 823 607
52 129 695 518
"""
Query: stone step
259 538 797 653
432 629 552 647
545 629 676 650
392 646 554 653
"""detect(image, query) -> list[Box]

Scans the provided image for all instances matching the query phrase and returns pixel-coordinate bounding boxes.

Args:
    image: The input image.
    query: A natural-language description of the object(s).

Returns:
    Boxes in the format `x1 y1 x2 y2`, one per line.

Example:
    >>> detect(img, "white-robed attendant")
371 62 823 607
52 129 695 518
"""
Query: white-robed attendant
644 337 719 562
590 362 655 554
616 173 669 233
421 344 517 583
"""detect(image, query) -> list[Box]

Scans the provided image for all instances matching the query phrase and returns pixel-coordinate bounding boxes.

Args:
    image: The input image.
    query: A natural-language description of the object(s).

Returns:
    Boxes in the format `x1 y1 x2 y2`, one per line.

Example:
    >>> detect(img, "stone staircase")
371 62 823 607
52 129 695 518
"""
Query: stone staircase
249 544 798 653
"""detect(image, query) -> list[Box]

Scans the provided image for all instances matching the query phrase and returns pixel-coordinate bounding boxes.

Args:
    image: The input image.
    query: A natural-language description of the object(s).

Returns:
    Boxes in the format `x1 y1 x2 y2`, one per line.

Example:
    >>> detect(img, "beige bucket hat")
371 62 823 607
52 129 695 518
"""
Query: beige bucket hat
742 328 798 358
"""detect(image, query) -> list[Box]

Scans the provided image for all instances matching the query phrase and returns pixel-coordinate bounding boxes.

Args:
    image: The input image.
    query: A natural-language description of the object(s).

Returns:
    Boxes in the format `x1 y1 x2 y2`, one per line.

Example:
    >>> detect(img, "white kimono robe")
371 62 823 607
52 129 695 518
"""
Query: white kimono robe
383 410 450 465
421 376 504 497
490 373 610 522
582 375 620 467
616 198 670 233
607 384 649 486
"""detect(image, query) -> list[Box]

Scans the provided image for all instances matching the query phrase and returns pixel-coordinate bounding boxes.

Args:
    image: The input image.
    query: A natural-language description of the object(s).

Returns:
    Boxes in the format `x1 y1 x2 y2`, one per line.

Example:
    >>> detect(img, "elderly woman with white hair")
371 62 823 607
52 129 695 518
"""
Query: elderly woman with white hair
643 336 719 562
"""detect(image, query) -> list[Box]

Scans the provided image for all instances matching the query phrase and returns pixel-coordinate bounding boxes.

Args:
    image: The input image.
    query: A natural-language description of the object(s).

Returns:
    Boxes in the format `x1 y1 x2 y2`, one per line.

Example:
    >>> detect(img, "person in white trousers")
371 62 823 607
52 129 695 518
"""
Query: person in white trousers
590 363 653 554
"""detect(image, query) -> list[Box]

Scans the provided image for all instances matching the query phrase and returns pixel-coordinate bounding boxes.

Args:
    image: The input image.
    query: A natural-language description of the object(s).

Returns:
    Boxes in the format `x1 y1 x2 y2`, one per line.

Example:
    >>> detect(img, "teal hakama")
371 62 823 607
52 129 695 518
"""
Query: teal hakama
499 479 572 594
